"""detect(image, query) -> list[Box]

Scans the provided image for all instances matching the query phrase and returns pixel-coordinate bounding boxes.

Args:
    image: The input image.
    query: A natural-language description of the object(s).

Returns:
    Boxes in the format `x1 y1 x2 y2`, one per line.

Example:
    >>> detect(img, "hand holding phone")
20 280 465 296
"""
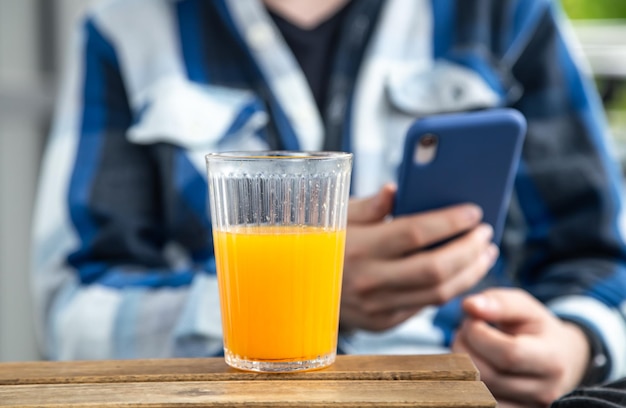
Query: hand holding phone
393 108 527 245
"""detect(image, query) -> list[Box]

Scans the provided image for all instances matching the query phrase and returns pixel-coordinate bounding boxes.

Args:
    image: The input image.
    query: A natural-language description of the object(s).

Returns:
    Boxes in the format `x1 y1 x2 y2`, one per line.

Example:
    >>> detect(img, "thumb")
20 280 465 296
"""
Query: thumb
462 288 547 327
347 183 396 224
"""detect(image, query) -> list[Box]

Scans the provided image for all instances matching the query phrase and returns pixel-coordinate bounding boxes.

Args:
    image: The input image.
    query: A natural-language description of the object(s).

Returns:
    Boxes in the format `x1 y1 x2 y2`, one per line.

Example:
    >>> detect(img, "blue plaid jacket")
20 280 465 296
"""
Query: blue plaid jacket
32 0 626 382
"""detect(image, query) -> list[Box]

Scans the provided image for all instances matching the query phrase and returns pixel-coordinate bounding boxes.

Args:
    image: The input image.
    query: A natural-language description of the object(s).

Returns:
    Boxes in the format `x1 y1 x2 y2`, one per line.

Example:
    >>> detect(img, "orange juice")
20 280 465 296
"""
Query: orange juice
213 225 346 363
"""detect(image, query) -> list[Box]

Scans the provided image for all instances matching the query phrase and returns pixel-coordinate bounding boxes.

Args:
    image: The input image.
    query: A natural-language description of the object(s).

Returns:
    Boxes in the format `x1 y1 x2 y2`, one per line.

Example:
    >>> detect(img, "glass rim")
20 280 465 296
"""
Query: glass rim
205 150 352 162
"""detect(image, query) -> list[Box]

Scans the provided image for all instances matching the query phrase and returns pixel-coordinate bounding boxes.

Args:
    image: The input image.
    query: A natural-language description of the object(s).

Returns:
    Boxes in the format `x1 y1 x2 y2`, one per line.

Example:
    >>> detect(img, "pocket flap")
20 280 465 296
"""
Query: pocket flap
386 60 503 116
127 77 268 150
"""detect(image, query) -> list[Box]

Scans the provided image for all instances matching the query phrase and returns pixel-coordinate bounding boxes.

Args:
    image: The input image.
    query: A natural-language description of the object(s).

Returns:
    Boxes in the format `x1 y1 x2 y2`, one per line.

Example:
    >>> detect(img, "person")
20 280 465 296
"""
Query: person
31 0 626 406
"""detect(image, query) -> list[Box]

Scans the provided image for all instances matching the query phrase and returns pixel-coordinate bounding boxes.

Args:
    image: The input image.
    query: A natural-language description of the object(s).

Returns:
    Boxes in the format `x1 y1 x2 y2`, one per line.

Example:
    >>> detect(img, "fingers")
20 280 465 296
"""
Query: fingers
454 312 589 407
466 350 555 406
387 204 483 255
382 224 497 290
361 246 498 313
465 353 564 407
462 288 548 329
453 330 562 407
341 231 497 323
457 318 551 376
419 245 497 305
347 184 396 224
350 203 484 258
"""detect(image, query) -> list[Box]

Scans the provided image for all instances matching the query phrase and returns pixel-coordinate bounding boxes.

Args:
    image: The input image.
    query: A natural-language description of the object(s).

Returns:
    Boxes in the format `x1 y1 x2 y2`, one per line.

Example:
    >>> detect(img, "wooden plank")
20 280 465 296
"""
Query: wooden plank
0 354 479 385
0 380 496 407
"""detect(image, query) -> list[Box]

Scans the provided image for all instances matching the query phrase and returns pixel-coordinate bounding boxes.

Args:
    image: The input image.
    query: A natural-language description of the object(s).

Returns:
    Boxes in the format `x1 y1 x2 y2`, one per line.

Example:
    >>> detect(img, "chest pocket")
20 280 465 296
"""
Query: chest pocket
127 77 270 175
381 59 510 180
386 59 504 116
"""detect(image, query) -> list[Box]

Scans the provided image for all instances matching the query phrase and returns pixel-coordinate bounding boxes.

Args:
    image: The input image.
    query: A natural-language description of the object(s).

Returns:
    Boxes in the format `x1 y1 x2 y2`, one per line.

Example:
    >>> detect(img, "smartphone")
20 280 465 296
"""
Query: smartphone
392 108 527 245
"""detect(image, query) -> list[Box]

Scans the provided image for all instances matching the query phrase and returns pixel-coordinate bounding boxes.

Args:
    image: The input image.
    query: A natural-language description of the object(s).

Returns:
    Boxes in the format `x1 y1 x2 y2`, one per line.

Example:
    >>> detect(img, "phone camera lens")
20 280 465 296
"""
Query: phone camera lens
420 134 437 148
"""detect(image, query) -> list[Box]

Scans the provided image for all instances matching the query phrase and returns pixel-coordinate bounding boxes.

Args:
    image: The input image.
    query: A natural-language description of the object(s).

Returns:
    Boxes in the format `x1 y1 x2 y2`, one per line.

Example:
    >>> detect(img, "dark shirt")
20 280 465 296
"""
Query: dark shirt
268 3 353 117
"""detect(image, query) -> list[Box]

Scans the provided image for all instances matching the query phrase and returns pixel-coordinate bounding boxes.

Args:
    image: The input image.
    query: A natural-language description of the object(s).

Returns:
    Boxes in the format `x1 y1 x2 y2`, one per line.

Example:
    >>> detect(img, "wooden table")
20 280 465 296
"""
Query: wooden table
0 354 496 407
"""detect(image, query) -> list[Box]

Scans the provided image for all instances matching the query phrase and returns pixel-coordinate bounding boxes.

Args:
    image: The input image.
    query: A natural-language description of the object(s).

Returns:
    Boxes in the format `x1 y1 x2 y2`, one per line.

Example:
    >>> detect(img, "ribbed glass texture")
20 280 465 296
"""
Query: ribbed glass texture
207 152 352 231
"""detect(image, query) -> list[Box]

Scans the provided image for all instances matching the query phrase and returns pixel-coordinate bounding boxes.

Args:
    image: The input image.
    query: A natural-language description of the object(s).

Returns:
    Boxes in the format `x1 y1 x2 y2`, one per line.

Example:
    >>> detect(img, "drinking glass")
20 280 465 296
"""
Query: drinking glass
206 151 353 372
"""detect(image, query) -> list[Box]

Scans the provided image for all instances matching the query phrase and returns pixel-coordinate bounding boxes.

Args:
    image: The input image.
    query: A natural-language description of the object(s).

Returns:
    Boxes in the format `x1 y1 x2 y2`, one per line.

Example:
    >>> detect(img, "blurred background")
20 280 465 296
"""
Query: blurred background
0 0 625 362
0 0 96 361
564 0 626 153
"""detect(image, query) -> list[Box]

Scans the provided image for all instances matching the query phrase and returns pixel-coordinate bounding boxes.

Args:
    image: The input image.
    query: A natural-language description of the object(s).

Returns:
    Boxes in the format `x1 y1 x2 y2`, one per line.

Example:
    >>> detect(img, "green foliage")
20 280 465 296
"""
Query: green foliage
558 2 626 141
610 84 626 117
561 0 626 20
597 79 626 114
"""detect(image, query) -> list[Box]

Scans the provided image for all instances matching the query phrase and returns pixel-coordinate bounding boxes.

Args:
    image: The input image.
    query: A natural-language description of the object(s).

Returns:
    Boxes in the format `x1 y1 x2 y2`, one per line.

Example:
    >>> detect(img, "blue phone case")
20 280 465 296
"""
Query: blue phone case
393 108 527 245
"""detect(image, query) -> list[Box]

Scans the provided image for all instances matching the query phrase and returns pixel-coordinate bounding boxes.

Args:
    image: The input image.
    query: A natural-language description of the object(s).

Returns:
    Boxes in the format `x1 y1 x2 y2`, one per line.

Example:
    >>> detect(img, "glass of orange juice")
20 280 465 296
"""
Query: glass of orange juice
205 151 353 373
